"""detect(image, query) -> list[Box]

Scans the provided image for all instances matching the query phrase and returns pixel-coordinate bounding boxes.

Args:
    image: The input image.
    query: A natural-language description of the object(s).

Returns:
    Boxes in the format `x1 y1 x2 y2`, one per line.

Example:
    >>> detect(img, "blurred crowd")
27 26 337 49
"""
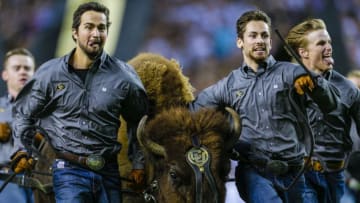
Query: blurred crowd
0 0 58 53
1 0 360 91
139 0 360 92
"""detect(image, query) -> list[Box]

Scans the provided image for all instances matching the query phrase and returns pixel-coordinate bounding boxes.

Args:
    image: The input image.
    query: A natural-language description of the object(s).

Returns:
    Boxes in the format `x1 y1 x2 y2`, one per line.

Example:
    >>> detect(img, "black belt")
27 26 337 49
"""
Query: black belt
55 151 116 171
304 157 345 172
240 158 304 175
232 152 304 175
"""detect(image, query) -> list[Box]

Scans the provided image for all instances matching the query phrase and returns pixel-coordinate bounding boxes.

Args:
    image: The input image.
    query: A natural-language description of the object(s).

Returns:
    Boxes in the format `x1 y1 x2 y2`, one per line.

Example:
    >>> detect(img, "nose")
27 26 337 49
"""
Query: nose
326 43 332 51
92 28 100 37
255 35 265 43
324 41 332 50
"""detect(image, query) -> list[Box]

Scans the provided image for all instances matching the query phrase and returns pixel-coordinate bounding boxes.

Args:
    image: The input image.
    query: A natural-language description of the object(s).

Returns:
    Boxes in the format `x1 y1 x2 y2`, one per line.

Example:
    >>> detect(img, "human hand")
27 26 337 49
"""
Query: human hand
0 123 11 142
33 132 44 148
10 151 34 173
127 169 146 192
294 75 315 95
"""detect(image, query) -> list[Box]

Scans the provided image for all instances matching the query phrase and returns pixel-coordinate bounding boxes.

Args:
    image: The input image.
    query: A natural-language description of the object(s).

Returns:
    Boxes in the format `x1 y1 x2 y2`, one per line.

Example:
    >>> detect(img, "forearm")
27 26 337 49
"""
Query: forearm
308 77 339 113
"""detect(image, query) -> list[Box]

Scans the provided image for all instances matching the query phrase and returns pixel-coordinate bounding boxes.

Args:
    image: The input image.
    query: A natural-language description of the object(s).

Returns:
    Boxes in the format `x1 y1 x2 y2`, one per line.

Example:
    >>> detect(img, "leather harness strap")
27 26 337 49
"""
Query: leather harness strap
186 134 219 203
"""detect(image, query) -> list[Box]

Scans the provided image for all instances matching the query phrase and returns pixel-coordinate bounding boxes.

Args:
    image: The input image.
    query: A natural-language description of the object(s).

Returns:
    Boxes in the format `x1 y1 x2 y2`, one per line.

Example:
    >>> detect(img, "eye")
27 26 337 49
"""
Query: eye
249 34 256 38
98 26 106 32
262 33 269 39
169 168 178 181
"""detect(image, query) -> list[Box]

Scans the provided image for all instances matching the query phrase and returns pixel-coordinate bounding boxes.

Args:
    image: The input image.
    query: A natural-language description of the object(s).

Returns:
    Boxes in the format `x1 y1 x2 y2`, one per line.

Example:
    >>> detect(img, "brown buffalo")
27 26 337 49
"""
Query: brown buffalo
119 53 195 202
32 140 55 203
137 106 241 203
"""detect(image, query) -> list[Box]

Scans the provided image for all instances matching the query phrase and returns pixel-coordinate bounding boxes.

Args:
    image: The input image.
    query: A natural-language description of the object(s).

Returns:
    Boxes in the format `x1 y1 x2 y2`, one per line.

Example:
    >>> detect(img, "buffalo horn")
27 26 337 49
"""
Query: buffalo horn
224 107 241 150
136 115 166 157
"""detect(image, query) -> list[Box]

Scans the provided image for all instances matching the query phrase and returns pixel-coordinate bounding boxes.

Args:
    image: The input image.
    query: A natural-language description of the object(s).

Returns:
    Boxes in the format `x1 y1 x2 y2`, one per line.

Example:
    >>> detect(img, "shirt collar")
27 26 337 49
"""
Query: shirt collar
64 48 107 72
241 55 276 74
322 69 332 80
7 94 15 103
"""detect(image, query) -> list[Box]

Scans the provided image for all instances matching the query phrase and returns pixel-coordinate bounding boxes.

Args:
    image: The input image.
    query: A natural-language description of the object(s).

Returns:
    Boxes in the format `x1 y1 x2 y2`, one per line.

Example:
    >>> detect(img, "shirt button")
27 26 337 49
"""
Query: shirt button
258 92 262 96
82 121 86 125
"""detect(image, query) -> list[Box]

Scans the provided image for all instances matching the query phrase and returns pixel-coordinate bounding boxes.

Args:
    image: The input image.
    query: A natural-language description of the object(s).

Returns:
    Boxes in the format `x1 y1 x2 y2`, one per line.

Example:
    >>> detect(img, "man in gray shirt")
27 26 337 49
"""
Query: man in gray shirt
190 10 339 203
286 18 360 203
0 48 35 202
10 2 148 202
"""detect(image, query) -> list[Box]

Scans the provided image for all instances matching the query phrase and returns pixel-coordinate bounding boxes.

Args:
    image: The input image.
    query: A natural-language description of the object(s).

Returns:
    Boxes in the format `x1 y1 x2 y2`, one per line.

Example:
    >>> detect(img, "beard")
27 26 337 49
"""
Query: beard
78 40 104 60
250 52 268 64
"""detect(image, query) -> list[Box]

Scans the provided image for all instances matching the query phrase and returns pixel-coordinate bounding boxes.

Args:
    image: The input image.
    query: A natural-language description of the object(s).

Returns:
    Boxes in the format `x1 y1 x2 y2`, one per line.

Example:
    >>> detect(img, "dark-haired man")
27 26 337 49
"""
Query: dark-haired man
190 10 339 203
11 2 148 202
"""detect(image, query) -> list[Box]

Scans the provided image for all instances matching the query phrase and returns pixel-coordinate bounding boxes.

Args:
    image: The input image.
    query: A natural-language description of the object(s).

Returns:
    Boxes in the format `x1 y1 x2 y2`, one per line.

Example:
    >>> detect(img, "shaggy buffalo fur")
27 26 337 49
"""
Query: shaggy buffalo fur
119 53 195 202
127 53 194 116
32 140 56 203
142 107 232 203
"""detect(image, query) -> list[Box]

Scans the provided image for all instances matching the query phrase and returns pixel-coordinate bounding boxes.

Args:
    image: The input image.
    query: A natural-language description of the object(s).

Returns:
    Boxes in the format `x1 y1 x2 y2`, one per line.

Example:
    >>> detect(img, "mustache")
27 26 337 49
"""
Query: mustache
89 40 102 46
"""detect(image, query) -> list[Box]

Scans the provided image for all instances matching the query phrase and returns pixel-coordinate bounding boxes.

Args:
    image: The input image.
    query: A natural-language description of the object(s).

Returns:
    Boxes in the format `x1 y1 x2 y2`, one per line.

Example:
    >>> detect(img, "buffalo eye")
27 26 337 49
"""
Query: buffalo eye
169 168 181 184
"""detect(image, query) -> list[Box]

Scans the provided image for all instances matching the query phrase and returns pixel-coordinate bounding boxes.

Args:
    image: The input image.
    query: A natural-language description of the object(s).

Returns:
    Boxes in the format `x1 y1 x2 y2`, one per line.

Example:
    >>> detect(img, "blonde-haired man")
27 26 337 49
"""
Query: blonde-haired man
286 18 360 203
0 48 35 202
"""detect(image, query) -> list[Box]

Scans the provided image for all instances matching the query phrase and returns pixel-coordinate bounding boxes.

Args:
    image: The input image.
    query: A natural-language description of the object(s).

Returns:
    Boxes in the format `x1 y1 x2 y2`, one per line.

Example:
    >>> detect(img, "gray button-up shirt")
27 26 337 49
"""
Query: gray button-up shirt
13 49 148 169
307 70 360 162
0 94 17 166
190 56 338 163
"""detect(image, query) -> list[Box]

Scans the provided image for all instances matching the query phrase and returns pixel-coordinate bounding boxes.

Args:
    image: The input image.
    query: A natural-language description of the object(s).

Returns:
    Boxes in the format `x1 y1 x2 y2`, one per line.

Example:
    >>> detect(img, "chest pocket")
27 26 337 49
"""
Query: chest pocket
271 83 292 116
89 86 128 116
49 81 70 110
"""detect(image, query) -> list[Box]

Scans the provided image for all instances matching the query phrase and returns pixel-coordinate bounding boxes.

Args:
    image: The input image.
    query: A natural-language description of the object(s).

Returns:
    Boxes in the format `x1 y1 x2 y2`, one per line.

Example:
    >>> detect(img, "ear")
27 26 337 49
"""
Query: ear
236 38 243 49
298 48 309 59
72 28 78 41
2 70 8 82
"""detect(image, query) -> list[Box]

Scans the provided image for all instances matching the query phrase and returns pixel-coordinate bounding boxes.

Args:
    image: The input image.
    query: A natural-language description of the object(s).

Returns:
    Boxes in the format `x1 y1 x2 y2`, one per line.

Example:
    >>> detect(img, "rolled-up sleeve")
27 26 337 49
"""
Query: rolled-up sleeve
13 77 47 150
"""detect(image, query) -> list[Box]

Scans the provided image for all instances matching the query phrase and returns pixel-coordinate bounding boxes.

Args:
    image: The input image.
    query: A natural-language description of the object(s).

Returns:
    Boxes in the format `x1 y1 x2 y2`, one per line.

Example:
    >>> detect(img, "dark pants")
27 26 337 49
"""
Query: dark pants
235 163 306 203
52 159 121 203
304 170 345 203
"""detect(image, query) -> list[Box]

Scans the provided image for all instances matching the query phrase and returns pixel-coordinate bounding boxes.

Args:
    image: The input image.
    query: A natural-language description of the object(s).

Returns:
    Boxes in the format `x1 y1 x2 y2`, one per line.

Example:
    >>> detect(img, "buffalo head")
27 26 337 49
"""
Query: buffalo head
137 107 241 203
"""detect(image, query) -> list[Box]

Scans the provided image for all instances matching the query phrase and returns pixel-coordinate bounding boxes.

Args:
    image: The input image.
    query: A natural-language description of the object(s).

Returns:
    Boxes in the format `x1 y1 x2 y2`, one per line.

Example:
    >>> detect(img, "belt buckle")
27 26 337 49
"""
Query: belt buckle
311 160 324 172
85 155 105 171
266 160 288 175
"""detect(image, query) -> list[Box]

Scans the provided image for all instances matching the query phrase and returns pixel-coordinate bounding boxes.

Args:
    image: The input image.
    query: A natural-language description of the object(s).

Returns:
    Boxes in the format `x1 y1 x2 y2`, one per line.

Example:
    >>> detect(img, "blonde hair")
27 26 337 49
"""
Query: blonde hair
285 19 326 61
3 48 35 68
347 70 360 78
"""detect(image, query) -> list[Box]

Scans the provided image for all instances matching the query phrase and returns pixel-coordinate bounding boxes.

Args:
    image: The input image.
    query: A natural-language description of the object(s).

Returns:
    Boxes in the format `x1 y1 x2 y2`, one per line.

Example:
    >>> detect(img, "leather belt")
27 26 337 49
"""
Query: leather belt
305 158 345 172
55 151 114 171
239 158 303 175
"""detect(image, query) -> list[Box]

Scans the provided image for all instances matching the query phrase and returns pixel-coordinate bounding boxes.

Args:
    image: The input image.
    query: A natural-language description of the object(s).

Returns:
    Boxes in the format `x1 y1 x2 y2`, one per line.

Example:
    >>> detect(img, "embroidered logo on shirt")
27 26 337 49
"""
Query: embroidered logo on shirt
235 90 244 98
56 84 65 91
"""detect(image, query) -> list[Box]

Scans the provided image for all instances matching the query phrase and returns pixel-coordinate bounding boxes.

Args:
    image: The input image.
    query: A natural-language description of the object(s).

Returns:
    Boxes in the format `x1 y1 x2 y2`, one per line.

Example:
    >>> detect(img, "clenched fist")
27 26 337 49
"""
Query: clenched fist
0 122 11 142
294 75 315 95
10 151 34 173
127 169 146 192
